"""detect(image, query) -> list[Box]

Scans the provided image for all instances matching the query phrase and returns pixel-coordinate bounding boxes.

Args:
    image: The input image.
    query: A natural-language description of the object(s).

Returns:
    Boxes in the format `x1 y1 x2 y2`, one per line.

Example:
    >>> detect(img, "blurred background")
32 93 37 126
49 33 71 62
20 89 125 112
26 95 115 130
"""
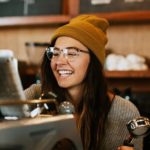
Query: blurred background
0 0 150 149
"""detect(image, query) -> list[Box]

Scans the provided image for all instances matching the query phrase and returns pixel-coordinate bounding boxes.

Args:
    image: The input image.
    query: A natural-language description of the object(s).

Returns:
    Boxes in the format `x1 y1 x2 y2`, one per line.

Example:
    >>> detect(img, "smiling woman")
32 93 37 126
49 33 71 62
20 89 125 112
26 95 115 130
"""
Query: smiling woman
50 36 90 91
24 15 142 150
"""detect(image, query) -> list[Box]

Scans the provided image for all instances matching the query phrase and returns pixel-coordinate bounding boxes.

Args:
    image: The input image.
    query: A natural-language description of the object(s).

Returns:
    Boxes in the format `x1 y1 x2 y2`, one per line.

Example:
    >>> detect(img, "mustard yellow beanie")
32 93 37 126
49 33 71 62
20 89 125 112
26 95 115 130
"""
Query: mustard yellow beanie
50 15 109 65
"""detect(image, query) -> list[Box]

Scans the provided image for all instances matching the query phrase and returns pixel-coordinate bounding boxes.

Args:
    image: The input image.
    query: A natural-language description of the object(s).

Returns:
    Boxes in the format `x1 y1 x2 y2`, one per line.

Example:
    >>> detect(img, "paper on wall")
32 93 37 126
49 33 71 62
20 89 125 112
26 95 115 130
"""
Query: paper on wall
91 0 112 5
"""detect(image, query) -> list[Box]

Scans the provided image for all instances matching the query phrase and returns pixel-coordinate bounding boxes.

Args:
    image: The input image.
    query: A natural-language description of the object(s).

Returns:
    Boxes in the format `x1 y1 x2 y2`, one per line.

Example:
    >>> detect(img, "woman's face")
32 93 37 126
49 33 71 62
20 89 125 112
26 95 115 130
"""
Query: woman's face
50 36 90 91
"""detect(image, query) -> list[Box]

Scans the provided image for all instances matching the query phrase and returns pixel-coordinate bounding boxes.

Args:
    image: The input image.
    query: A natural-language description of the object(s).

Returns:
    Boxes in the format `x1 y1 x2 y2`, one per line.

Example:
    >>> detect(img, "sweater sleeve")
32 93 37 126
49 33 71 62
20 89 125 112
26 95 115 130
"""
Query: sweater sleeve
24 84 42 100
100 95 143 150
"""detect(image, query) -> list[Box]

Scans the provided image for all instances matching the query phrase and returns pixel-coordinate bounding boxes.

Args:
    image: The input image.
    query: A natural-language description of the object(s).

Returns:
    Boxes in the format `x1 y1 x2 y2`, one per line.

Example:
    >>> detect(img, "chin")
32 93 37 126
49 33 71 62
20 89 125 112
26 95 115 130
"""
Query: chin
57 80 77 89
58 82 71 88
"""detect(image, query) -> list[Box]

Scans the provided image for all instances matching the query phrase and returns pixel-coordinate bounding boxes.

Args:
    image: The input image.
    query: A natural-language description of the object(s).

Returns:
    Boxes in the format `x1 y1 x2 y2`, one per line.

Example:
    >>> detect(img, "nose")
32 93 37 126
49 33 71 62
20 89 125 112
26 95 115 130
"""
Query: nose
55 53 68 64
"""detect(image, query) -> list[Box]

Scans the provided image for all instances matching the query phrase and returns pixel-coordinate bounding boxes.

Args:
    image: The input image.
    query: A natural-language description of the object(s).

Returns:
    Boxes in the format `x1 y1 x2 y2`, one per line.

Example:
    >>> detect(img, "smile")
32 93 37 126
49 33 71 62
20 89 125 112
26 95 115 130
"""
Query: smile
58 69 73 77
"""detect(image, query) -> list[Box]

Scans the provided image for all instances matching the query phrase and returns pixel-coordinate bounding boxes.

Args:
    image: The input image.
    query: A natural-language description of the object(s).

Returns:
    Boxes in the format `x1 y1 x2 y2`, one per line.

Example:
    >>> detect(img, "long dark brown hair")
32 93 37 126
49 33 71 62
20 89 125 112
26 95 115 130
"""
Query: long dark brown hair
41 44 112 150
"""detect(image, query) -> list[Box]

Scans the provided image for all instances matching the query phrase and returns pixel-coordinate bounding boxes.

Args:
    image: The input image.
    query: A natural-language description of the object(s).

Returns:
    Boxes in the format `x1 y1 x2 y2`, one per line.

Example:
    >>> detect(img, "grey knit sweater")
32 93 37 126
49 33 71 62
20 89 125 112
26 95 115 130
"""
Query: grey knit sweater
24 84 143 150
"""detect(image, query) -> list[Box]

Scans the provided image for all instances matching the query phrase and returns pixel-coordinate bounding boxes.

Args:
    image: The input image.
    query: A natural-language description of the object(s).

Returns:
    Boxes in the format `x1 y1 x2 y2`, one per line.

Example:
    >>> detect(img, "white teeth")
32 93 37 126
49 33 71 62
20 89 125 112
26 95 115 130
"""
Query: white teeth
58 70 73 76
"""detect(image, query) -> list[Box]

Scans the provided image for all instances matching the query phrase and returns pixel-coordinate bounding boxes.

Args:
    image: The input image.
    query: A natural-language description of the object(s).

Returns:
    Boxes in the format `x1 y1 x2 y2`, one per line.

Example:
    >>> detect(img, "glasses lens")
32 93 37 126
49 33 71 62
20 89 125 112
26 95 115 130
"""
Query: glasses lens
66 47 78 61
53 47 60 57
46 47 79 61
46 47 53 60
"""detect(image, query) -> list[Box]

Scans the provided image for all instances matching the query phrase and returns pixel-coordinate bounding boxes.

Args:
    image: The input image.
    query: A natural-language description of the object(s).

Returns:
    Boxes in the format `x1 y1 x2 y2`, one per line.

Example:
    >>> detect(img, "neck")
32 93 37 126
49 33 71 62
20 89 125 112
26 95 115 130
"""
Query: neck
67 85 83 105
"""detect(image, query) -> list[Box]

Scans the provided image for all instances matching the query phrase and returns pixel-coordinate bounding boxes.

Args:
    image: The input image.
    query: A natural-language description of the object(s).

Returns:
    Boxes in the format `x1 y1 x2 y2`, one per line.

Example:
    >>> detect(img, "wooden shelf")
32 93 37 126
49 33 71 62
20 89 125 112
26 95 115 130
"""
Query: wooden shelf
20 66 150 79
105 70 150 92
105 70 150 78
1 10 149 27
92 10 150 23
0 0 79 27
18 63 150 92
0 15 71 27
0 0 150 27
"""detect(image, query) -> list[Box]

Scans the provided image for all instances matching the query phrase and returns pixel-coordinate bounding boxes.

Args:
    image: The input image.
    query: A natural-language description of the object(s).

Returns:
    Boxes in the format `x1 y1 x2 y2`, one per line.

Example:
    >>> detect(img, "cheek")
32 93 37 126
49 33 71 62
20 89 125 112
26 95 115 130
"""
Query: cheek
75 57 90 78
81 63 89 77
50 61 55 71
50 61 57 77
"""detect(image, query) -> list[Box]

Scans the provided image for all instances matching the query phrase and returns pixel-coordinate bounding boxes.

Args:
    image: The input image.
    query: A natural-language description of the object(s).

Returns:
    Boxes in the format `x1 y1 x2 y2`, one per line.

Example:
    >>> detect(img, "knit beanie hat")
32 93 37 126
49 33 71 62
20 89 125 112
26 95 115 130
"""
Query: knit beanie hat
50 15 109 65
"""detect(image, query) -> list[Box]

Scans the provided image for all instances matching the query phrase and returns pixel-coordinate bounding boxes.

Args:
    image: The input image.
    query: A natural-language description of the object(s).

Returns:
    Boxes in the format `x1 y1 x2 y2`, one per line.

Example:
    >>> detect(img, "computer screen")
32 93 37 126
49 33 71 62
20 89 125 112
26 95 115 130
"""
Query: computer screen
0 56 29 118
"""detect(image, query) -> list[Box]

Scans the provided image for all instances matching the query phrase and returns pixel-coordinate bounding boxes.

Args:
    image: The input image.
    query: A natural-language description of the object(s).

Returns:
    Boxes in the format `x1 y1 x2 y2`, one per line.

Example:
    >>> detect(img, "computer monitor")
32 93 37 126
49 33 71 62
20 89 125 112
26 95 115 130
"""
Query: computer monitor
0 55 29 118
0 114 83 150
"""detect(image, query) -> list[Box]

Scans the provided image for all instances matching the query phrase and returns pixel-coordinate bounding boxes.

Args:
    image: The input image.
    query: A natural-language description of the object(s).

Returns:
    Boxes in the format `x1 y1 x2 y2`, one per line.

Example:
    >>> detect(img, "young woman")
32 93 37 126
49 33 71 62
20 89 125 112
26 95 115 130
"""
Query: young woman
25 15 142 150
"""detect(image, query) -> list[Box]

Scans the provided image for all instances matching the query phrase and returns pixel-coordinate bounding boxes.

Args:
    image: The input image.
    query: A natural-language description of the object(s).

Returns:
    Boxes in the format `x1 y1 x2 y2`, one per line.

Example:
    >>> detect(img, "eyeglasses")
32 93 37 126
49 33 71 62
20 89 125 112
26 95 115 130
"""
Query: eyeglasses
46 46 89 62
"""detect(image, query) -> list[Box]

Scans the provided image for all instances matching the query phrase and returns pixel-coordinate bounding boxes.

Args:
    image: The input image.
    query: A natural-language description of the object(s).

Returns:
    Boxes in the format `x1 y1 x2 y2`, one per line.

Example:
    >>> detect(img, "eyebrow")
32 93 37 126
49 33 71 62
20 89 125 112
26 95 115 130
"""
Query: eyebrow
54 46 88 52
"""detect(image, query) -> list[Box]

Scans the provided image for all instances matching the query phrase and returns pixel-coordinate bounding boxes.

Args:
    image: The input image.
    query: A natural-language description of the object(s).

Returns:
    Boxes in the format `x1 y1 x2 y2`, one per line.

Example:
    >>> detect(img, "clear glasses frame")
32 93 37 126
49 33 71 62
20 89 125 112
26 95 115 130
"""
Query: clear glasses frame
46 46 89 62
